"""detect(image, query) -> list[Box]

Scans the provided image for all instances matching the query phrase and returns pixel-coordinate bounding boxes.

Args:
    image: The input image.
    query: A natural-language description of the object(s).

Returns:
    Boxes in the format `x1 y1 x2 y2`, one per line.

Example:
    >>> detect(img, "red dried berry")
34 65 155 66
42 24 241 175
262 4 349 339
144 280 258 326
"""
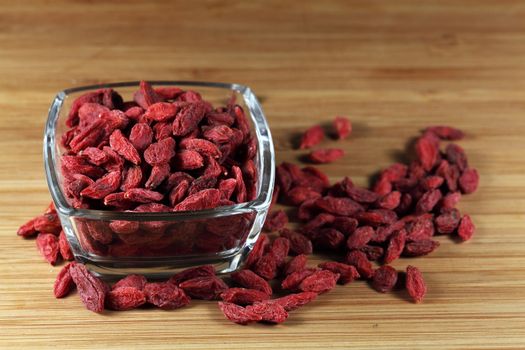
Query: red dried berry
54 263 75 298
168 265 215 285
247 301 289 323
173 188 221 211
36 233 60 265
371 265 398 293
314 196 363 216
347 226 375 250
179 276 228 300
80 171 121 199
17 217 38 238
308 148 345 164
425 126 464 140
440 191 461 210
333 116 352 139
345 187 379 204
145 163 170 189
59 230 74 261
112 274 147 291
415 189 442 214
457 214 475 241
106 287 147 311
80 147 109 166
415 136 438 171
144 137 176 166
231 270 272 296
34 212 62 234
406 265 427 303
218 301 262 325
244 234 269 268
345 250 374 279
144 102 179 122
173 102 207 136
377 191 401 210
279 229 313 255
129 123 153 151
284 254 308 275
435 208 461 234
384 229 407 263
109 129 141 165
220 288 270 305
458 168 479 194
69 263 108 313
300 125 325 149
144 282 191 309
263 210 289 232
272 292 318 311
124 188 164 203
403 239 440 257
299 269 339 294
446 143 468 171
318 261 360 284
174 150 204 170
281 268 318 290
285 186 322 206
253 254 278 280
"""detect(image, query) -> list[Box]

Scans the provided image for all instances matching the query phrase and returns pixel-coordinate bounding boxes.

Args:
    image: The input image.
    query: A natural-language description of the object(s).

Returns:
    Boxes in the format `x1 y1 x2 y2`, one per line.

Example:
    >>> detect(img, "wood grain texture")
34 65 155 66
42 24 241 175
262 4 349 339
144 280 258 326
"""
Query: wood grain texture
1 0 525 349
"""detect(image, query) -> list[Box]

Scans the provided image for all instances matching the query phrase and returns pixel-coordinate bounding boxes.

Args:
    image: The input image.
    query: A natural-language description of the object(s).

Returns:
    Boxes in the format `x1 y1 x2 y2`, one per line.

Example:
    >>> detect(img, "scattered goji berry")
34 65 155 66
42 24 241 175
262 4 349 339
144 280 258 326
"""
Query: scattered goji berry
144 282 191 309
308 148 345 164
371 265 398 293
218 301 262 325
54 263 75 298
457 214 475 241
406 265 427 303
299 125 324 149
69 263 108 313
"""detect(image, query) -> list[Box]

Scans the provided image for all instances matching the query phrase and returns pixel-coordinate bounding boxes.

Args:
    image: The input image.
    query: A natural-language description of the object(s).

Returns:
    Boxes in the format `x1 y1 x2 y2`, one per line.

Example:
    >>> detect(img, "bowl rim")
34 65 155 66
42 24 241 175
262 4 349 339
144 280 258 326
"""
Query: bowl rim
44 80 275 221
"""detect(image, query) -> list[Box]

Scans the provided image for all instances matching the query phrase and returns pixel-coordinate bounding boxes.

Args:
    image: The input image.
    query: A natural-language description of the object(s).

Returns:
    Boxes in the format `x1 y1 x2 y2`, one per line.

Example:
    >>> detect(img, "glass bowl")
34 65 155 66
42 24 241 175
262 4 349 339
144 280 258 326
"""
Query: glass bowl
44 81 274 278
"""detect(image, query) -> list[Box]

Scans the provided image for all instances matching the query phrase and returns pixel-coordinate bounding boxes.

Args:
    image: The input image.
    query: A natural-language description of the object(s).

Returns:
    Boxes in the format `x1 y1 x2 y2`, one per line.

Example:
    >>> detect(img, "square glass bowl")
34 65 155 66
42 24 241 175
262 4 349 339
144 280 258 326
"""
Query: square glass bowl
44 81 274 278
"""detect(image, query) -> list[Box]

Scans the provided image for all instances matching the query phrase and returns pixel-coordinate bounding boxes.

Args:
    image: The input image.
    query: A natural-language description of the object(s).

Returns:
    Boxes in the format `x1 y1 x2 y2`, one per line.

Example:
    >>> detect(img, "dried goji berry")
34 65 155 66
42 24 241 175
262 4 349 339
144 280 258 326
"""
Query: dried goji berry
124 188 164 203
36 233 60 265
318 261 360 284
371 265 398 293
425 126 464 140
106 286 146 311
403 239 440 257
263 210 288 232
230 269 271 296
347 226 374 250
435 208 461 234
54 263 75 298
415 189 442 214
173 188 220 211
80 171 121 199
144 137 176 166
376 191 401 210
271 292 318 311
308 148 345 164
333 116 352 139
144 282 191 309
415 135 439 171
17 217 38 238
406 265 427 303
314 196 363 216
59 230 74 261
457 214 475 241
384 229 407 263
281 268 318 290
179 276 228 300
298 269 339 294
345 250 374 279
253 253 278 280
174 150 204 170
299 125 324 149
168 265 215 285
113 274 147 291
247 301 289 323
109 129 141 165
284 254 308 275
218 301 262 325
129 122 153 151
446 143 468 171
458 168 479 194
220 288 270 306
69 263 108 313
279 229 313 256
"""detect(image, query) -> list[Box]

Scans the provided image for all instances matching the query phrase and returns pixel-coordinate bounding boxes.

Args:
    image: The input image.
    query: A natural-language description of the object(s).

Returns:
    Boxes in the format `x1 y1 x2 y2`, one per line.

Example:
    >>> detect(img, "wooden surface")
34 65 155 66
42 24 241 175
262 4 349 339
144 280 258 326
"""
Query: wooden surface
1 1 525 349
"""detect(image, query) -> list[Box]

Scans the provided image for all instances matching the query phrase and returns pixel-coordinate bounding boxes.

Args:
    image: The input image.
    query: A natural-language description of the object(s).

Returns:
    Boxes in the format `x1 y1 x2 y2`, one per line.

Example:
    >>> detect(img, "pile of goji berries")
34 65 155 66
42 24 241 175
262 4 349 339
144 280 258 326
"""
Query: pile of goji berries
18 82 478 325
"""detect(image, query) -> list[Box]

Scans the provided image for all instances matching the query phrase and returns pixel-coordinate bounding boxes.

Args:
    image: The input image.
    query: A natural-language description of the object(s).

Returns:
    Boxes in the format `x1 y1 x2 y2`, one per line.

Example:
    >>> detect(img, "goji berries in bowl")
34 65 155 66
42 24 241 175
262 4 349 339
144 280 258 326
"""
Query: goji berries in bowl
43 81 274 278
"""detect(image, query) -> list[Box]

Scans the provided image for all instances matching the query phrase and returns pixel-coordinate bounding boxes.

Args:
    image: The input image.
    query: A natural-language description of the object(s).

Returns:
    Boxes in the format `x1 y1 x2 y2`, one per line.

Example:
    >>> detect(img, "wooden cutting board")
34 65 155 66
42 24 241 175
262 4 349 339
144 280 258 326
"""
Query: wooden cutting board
1 1 524 349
